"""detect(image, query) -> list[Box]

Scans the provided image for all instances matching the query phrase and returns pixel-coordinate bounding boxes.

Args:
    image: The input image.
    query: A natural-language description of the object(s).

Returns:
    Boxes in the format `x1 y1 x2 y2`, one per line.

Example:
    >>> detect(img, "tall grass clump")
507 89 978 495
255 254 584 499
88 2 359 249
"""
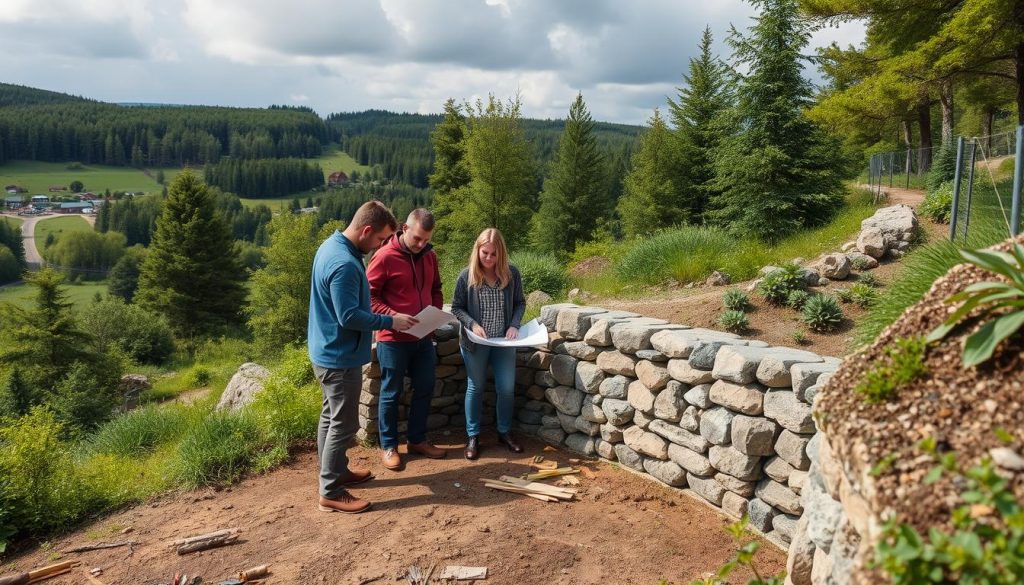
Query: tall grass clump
173 410 270 488
86 404 193 457
616 226 737 285
510 251 569 296
251 346 320 445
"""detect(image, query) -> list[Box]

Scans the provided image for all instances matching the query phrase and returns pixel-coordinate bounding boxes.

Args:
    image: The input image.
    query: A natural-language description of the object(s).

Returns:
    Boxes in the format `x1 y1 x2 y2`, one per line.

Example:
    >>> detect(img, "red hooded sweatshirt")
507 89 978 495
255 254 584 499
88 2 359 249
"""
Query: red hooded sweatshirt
366 232 443 343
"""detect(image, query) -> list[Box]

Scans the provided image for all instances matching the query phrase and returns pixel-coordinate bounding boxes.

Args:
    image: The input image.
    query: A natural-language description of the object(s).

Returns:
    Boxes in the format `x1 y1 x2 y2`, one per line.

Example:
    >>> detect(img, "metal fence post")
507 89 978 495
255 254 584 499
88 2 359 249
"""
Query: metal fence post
905 148 912 188
964 141 978 243
950 137 965 241
889 151 894 187
1012 125 1024 236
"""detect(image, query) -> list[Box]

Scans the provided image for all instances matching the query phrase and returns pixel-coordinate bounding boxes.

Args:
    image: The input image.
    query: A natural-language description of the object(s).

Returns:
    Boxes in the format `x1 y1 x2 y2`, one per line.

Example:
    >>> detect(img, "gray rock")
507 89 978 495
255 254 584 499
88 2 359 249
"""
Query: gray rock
803 382 823 406
565 432 596 455
709 379 767 415
611 323 688 354
714 345 822 385
773 513 800 542
856 226 886 258
574 415 601 436
526 290 553 307
600 398 635 426
731 415 780 456
541 415 561 429
545 385 584 416
846 251 879 270
627 379 658 414
583 314 659 346
556 307 609 340
643 458 687 487
763 389 816 433
991 447 1024 471
714 472 756 497
683 383 713 408
709 445 762 480
535 370 558 387
806 432 822 466
216 363 271 411
722 491 749 519
706 270 731 286
687 473 726 506
668 359 715 385
747 498 777 532
623 425 669 459
799 267 821 287
614 443 645 471
680 405 701 432
789 469 808 493
653 380 687 422
775 429 812 470
803 475 843 553
600 423 625 443
574 361 606 394
635 360 671 391
764 456 796 483
538 427 566 445
633 409 656 429
653 421 710 452
829 515 861 585
539 303 579 329
756 479 803 515
635 349 668 362
791 362 838 399
816 253 851 280
557 412 578 434
688 341 728 370
596 350 637 376
563 341 601 361
786 515 815 585
550 354 579 386
595 438 617 460
579 394 607 424
699 406 735 446
517 409 544 425
861 204 918 243
668 443 714 475
756 354 825 388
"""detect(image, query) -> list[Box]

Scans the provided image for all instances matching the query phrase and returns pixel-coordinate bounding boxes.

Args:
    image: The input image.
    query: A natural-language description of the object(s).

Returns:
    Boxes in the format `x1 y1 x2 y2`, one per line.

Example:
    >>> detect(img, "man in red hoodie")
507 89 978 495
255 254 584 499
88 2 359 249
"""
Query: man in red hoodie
366 208 448 470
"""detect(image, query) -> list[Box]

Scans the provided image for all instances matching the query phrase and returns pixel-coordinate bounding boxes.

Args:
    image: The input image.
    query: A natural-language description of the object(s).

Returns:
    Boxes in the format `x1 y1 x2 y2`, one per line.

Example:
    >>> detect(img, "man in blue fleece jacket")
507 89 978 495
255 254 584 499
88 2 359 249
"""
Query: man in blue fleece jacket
308 200 418 514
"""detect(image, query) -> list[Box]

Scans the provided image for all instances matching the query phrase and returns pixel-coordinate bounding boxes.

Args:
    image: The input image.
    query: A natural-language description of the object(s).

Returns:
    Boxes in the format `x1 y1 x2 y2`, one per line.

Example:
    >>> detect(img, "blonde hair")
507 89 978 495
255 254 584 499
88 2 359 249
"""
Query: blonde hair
468 228 511 289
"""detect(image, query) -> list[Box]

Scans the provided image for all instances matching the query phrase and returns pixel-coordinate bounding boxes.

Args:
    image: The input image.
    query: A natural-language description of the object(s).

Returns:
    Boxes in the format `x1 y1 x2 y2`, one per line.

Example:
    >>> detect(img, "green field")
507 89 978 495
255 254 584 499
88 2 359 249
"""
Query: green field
0 279 107 310
2 215 23 228
35 215 92 242
0 160 183 195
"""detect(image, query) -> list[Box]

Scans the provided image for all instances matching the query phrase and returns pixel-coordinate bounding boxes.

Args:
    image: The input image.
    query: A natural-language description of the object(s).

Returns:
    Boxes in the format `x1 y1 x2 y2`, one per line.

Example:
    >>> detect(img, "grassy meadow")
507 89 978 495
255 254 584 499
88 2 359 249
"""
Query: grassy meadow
34 215 91 242
0 279 108 309
1 215 24 228
0 160 184 195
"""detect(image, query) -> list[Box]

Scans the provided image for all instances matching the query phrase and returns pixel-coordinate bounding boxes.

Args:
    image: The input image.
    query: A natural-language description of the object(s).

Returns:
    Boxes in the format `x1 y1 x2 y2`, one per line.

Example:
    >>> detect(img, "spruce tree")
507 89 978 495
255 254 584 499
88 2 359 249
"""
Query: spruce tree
429 99 472 253
136 171 247 339
531 93 609 255
710 0 844 242
668 27 735 223
617 110 684 238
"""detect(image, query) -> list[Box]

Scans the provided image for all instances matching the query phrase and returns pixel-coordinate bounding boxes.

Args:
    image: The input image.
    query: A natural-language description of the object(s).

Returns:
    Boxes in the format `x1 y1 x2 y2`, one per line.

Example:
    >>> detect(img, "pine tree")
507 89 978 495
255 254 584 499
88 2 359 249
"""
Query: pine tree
617 110 684 238
135 171 247 339
429 99 472 252
668 27 735 223
108 246 145 302
710 0 845 242
531 93 609 255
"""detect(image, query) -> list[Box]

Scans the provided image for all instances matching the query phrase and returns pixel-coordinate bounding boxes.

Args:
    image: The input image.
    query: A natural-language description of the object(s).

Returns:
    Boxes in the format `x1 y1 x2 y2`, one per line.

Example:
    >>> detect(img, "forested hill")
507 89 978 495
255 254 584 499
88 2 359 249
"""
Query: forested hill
0 83 328 167
327 110 643 188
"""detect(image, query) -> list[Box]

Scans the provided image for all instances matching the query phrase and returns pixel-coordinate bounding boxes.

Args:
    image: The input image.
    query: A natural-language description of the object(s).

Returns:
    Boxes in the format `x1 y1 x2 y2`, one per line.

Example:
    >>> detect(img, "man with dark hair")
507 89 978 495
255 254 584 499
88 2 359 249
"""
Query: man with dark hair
367 208 447 470
308 200 418 514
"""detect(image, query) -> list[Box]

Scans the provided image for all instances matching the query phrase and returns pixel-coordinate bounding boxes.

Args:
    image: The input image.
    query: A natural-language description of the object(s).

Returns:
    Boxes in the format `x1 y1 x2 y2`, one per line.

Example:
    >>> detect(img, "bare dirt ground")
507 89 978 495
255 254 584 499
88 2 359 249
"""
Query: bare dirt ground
4 434 785 585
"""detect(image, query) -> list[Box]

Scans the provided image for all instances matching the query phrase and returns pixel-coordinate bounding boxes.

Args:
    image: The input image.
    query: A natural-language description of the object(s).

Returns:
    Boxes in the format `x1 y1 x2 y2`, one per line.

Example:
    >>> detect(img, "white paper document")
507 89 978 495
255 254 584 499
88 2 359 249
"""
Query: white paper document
403 305 459 339
465 318 549 348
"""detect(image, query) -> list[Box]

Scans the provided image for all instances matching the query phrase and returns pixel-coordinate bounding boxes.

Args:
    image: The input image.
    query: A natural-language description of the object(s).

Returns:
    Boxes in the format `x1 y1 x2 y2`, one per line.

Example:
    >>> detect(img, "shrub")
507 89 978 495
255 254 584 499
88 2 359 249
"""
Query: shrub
849 283 878 307
858 272 880 288
854 336 927 403
616 226 737 285
173 410 268 487
834 288 853 303
785 289 811 310
183 365 212 388
251 348 320 445
42 231 126 280
919 181 954 224
927 143 959 193
79 297 175 365
50 361 122 431
510 251 569 296
791 330 809 345
757 263 805 305
718 310 750 333
0 246 21 285
722 288 750 312
850 255 875 271
87 404 191 457
801 294 844 332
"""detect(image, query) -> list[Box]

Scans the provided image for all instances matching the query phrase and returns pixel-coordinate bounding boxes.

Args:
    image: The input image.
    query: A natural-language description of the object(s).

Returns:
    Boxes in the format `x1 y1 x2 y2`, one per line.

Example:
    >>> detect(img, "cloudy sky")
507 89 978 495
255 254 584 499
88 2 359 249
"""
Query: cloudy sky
0 0 864 125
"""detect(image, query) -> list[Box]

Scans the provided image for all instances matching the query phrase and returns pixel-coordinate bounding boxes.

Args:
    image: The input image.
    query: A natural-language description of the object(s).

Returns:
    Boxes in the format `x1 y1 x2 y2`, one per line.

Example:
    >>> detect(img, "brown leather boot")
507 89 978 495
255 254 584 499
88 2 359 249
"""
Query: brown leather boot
408 441 447 459
338 468 374 485
381 448 402 470
464 436 480 460
498 432 523 453
318 491 371 514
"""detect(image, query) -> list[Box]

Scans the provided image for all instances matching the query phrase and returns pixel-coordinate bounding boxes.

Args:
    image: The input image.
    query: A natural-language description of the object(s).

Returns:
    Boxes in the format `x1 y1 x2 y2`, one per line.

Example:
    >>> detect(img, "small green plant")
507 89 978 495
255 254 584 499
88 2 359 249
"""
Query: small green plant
690 517 785 585
791 330 810 345
873 436 1024 584
927 243 1024 367
835 287 854 303
854 336 928 403
919 180 954 224
719 310 750 333
858 272 880 288
183 365 212 388
850 255 875 271
784 289 811 310
723 288 750 312
757 263 805 305
801 294 844 332
849 283 879 307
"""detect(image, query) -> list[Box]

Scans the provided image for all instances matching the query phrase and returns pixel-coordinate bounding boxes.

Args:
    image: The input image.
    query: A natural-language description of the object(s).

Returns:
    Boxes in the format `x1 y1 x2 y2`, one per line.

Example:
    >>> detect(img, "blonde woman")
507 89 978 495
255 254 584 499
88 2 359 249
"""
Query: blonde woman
451 228 526 460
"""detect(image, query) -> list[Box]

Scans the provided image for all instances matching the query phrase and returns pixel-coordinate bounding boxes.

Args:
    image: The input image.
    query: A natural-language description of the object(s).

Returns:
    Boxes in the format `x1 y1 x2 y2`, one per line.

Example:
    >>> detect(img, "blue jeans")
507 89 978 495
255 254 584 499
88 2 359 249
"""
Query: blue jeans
462 345 516 437
377 338 437 450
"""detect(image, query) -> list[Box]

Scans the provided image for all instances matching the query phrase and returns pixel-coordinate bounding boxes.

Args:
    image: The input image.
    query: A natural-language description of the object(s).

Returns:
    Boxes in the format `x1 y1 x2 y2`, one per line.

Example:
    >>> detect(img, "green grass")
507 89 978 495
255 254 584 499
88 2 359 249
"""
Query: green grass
0 160 182 195
0 279 107 309
34 215 91 242
2 216 23 228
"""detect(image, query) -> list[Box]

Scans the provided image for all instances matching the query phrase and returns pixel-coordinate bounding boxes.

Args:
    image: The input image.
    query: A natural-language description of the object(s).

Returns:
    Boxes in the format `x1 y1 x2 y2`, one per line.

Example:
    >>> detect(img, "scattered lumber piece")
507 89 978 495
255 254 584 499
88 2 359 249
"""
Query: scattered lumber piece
169 528 240 547
437 566 487 581
176 533 239 555
481 480 558 502
497 476 576 498
522 467 579 481
0 561 82 585
529 460 558 470
238 565 269 580
64 540 139 553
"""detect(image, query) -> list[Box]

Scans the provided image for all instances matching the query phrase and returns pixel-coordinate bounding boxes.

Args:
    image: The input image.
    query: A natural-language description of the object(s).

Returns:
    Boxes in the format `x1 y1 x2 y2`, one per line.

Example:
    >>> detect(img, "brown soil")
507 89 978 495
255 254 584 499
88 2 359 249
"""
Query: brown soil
818 235 1024 533
569 256 611 278
5 434 785 585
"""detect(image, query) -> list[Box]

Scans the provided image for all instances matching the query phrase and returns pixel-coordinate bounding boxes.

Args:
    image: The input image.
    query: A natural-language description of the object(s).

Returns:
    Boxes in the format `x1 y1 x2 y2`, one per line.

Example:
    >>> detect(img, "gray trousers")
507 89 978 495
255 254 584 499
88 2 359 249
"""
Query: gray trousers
314 364 362 499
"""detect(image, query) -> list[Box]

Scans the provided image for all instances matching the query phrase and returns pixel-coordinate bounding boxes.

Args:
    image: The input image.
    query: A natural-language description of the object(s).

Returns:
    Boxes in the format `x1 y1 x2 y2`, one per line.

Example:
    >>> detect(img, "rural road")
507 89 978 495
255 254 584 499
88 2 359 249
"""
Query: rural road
9 213 96 268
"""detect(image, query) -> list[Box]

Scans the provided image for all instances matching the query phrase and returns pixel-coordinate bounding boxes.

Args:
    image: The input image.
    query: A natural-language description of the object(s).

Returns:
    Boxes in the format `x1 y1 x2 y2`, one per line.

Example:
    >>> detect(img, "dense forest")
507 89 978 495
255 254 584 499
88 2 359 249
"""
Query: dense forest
203 158 325 198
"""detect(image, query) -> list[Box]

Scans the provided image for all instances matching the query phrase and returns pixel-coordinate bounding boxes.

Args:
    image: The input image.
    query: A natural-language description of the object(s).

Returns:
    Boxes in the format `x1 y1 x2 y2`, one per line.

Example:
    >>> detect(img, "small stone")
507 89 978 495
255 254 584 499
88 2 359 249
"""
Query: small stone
550 355 578 386
600 398 634 426
706 271 731 286
714 473 756 497
635 360 671 391
680 405 701 433
755 479 803 515
709 379 767 415
683 383 713 408
653 381 687 422
730 415 779 456
763 456 795 483
596 351 637 376
545 386 584 416
991 447 1024 471
668 443 714 476
598 375 630 399
775 430 812 470
721 492 749 519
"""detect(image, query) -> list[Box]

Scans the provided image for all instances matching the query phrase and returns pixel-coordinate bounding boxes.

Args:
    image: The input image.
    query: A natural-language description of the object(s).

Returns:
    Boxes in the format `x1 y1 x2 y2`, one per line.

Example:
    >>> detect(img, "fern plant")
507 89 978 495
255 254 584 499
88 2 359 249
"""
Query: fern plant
927 243 1024 367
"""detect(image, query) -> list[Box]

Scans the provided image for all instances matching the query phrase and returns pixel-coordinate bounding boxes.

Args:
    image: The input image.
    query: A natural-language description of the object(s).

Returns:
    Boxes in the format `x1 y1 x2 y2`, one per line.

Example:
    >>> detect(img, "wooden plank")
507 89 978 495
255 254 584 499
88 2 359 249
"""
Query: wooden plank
496 476 576 497
437 566 487 580
481 481 558 502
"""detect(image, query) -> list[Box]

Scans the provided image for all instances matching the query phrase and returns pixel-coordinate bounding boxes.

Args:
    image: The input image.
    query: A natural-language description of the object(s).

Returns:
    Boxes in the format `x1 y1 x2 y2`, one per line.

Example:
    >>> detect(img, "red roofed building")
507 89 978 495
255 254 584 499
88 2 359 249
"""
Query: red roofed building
328 171 349 186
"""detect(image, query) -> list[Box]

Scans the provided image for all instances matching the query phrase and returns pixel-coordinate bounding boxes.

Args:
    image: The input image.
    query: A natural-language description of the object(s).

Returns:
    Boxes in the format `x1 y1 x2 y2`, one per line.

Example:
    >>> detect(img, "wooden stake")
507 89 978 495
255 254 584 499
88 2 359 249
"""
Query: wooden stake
169 528 240 547
64 541 139 553
176 533 239 555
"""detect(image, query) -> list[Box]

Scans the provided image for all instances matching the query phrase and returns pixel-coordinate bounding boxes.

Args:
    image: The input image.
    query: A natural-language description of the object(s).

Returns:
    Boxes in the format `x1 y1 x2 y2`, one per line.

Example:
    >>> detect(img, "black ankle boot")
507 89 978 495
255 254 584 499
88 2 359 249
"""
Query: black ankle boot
498 432 523 453
465 435 480 460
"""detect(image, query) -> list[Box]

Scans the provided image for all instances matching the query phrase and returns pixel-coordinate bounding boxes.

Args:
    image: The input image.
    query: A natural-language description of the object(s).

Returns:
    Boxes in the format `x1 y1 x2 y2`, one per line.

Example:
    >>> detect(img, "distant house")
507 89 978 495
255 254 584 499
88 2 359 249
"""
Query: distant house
5 184 25 194
58 201 92 213
4 195 23 209
78 192 96 201
328 171 349 186
31 195 50 204
48 185 68 192
296 206 319 215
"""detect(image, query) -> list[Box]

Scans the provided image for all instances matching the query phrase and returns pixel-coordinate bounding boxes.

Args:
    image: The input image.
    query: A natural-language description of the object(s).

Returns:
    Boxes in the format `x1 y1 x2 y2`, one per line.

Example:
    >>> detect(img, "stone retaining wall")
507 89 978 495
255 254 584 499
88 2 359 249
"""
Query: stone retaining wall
356 303 840 555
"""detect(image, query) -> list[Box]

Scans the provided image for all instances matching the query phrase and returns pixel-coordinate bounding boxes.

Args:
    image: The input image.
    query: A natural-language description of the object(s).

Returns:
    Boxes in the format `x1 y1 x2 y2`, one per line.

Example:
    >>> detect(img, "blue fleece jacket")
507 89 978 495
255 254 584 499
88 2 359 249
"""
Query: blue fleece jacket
308 231 393 369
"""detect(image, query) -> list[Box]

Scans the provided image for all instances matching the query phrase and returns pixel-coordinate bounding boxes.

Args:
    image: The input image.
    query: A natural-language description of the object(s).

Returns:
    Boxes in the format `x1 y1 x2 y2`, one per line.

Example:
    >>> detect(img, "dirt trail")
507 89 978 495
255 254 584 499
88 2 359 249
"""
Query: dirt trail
5 436 784 585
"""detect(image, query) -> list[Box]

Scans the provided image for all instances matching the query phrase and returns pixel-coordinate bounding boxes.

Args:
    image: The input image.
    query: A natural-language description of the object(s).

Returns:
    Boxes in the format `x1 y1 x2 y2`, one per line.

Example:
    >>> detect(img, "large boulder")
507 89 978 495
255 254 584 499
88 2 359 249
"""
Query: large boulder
216 363 271 411
856 227 886 259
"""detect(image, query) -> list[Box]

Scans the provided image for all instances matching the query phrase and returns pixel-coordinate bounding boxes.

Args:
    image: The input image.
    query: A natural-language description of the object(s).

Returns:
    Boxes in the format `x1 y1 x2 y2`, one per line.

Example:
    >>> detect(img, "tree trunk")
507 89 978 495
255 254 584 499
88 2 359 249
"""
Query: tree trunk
939 79 955 146
983 109 994 153
917 100 933 174
902 120 913 175
1017 41 1024 125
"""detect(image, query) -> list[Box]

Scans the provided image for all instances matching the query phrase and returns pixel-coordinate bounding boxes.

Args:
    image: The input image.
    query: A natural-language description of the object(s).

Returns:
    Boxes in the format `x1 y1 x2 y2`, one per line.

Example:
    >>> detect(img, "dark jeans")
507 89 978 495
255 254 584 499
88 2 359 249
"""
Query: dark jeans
376 338 437 450
314 364 361 499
